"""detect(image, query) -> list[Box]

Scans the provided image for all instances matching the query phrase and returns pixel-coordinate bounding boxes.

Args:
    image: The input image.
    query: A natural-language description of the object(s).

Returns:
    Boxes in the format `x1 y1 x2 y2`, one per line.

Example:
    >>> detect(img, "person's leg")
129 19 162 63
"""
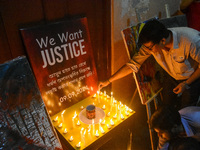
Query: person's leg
161 73 180 109
180 78 200 109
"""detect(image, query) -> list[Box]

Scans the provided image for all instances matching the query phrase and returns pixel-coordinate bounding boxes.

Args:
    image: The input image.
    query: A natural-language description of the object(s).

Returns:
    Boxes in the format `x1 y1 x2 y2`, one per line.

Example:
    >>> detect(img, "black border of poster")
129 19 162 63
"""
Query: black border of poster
20 17 98 116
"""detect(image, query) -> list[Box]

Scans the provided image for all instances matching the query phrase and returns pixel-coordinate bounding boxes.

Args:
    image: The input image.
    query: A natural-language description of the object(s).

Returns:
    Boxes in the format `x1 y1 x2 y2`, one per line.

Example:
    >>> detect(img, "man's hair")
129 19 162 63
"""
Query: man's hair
149 105 182 130
138 19 170 45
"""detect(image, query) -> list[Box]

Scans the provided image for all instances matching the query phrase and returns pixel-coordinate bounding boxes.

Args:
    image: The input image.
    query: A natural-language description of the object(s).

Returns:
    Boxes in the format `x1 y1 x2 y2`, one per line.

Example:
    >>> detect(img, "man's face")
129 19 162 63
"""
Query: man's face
154 128 172 141
143 41 165 54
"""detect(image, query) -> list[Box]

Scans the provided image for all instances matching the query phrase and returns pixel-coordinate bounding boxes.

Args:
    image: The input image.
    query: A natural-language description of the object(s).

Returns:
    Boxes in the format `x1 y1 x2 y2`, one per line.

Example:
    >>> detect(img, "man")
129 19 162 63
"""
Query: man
149 105 200 150
98 19 200 110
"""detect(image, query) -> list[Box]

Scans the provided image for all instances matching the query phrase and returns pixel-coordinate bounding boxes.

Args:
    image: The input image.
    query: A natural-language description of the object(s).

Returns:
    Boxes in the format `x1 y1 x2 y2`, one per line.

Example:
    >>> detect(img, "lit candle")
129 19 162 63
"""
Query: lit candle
63 128 67 134
125 111 129 116
83 129 86 146
110 119 114 126
113 114 117 119
129 108 133 113
107 112 110 117
100 126 105 134
77 120 81 126
115 104 118 114
99 119 102 131
88 124 91 130
119 101 123 107
72 111 77 128
92 119 95 135
107 95 110 99
88 126 92 140
93 93 96 98
118 105 121 120
53 116 58 122
125 105 129 111
61 110 66 123
80 106 84 110
97 90 100 103
104 91 106 97
102 105 106 110
76 142 81 148
58 123 62 128
95 130 99 137
107 124 111 129
69 136 73 142
80 127 84 144
110 92 113 105
121 114 125 120
101 119 105 125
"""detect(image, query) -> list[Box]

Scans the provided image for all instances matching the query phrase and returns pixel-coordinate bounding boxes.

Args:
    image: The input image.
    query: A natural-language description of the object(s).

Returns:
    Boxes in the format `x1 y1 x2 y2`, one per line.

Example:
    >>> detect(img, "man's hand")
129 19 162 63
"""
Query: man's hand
173 81 187 95
98 80 110 90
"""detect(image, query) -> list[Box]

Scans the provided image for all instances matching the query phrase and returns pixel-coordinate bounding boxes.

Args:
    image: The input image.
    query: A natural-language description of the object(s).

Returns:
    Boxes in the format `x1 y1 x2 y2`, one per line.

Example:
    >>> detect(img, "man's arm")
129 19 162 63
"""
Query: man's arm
98 64 133 90
173 67 200 94
98 46 151 90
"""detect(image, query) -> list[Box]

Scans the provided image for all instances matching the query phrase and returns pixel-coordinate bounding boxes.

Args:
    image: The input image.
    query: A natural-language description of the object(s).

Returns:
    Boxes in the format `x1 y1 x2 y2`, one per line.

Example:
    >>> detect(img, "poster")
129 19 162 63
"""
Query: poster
121 23 164 104
20 17 98 116
0 56 62 150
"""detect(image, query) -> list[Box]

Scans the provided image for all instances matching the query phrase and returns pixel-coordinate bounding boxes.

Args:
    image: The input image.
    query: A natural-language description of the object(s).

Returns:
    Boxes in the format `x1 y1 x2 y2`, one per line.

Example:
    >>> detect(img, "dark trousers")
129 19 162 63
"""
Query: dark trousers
161 73 200 110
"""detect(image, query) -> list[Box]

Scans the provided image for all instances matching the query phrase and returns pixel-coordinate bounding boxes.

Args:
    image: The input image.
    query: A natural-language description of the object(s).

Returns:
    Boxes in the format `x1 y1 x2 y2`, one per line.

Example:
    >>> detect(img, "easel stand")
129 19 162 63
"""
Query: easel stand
145 89 163 150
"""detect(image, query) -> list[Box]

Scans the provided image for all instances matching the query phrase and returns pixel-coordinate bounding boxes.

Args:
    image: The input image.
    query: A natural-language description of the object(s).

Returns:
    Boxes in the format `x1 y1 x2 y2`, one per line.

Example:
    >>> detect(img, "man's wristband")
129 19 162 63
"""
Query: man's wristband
108 79 111 84
183 81 190 89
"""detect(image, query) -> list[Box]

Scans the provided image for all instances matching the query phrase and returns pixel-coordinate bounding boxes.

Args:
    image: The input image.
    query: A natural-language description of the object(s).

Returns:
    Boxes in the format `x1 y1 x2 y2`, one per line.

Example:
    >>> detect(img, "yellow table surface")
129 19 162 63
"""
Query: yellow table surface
51 92 135 150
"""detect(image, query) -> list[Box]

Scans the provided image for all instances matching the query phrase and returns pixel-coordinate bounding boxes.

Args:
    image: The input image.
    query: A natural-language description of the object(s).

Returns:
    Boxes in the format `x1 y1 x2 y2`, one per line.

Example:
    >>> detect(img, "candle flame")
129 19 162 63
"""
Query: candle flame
69 136 73 142
100 126 105 134
53 116 58 122
110 119 114 125
77 120 81 126
113 114 117 119
107 124 111 129
129 108 133 113
121 114 125 120
88 128 91 133
64 128 67 134
81 127 84 132
83 129 86 136
76 142 81 148
93 93 96 97
104 91 106 96
61 110 66 115
73 111 77 118
125 111 129 116
58 123 62 128
95 130 99 137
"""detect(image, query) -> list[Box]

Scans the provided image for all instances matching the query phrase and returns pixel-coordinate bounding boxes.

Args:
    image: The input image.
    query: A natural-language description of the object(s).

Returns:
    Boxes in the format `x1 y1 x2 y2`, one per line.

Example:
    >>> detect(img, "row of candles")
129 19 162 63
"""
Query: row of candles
52 91 134 148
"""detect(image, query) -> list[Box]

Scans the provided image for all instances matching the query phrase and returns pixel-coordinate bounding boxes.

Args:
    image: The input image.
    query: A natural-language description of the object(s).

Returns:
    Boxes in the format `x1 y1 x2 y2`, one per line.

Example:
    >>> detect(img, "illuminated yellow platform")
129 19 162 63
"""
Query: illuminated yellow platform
51 92 135 150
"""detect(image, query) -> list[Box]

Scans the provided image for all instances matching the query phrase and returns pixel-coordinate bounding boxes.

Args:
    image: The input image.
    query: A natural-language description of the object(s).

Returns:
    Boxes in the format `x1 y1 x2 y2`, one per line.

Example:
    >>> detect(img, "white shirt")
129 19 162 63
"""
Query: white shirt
127 27 200 80
158 106 200 150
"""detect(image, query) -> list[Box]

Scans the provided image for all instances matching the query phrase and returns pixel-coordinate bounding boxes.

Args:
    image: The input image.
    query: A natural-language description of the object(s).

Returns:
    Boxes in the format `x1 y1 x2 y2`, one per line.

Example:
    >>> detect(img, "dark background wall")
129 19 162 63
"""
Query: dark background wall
0 0 111 84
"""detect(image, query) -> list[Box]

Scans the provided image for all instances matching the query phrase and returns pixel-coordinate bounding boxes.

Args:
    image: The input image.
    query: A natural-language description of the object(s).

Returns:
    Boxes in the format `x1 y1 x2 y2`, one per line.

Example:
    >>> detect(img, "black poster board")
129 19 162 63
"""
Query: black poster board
20 17 98 116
